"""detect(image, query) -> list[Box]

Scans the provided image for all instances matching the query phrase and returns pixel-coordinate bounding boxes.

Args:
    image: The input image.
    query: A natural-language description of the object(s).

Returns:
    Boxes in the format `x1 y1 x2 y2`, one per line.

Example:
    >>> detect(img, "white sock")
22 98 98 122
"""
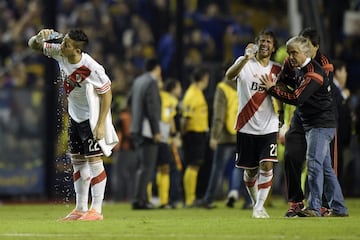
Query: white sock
89 160 107 214
72 161 90 212
254 169 273 210
243 170 258 206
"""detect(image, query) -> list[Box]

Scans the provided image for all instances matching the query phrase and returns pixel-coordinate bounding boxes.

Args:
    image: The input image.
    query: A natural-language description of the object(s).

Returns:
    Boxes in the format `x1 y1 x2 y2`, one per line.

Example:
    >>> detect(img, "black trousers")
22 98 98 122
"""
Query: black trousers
284 120 307 203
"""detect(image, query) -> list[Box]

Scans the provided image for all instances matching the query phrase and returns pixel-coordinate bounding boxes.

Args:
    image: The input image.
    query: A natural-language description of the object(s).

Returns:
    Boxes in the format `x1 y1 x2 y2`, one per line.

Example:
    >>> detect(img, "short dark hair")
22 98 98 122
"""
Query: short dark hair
299 27 320 46
145 58 160 72
68 29 89 51
192 67 209 83
164 78 180 92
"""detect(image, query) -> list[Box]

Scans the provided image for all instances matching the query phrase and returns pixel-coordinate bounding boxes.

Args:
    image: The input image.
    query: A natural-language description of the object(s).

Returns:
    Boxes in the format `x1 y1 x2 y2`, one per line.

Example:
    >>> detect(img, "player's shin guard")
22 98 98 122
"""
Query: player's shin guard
244 170 258 206
254 169 273 210
72 159 90 212
89 160 107 213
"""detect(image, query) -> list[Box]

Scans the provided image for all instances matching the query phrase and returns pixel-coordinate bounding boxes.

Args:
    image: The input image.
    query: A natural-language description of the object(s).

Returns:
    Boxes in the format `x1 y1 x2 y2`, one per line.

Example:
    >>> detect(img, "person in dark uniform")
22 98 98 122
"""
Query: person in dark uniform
331 60 352 186
282 28 337 217
261 35 348 217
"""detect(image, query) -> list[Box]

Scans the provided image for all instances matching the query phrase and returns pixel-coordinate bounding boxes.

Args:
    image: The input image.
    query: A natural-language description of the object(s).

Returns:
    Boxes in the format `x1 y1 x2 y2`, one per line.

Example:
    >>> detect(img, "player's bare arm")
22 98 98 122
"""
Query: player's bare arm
94 90 112 140
225 43 257 80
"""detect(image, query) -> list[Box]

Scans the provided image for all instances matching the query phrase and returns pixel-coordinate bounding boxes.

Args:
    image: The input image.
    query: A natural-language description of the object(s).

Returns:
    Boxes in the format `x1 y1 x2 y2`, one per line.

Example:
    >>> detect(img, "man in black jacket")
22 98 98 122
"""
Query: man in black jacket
281 28 338 217
260 36 348 217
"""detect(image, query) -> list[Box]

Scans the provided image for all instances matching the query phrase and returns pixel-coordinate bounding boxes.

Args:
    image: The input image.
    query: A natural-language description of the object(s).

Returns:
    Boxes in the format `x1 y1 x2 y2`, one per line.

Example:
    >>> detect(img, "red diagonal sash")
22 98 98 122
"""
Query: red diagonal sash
235 91 267 131
235 64 280 131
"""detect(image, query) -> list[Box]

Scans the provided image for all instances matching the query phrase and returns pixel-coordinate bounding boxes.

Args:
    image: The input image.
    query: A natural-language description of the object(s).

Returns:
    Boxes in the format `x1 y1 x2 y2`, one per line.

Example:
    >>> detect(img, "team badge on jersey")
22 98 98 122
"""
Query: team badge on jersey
60 66 91 95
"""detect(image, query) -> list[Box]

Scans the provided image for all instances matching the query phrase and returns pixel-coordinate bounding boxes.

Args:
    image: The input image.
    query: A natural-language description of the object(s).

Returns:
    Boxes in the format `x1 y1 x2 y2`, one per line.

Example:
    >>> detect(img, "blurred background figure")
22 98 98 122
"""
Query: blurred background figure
181 67 209 207
332 59 352 187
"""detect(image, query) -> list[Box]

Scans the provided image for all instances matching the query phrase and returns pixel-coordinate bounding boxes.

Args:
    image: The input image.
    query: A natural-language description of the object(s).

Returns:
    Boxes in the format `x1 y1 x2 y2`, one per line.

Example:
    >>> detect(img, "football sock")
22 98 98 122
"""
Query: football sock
183 167 199 206
243 170 258 206
89 160 107 213
156 171 170 205
147 182 153 202
254 169 273 210
72 160 90 212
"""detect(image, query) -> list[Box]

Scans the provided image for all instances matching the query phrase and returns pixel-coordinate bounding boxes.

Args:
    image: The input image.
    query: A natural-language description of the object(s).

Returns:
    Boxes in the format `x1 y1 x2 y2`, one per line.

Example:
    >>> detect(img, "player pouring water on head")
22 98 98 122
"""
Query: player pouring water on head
28 29 119 221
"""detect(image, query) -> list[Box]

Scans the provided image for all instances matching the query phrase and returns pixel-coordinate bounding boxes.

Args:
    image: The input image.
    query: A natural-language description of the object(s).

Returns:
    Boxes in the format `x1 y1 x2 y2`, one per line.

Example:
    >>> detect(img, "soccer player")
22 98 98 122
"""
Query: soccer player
260 36 348 217
28 29 119 221
225 29 282 218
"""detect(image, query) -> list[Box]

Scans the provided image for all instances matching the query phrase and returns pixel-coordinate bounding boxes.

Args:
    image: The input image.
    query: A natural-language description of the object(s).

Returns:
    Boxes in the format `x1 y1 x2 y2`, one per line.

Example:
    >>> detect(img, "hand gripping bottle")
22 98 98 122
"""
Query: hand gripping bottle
245 44 258 56
36 31 63 44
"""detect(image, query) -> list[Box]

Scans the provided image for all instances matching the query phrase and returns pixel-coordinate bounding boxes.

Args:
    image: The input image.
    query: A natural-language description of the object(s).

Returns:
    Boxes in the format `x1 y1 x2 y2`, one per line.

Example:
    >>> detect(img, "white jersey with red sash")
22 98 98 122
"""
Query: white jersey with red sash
43 43 111 123
234 56 281 135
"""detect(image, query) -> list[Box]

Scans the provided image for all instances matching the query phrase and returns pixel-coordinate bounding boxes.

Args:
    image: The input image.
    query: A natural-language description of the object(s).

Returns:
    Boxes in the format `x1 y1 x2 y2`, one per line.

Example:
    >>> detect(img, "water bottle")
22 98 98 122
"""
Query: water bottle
36 31 63 44
245 44 258 56
45 31 64 43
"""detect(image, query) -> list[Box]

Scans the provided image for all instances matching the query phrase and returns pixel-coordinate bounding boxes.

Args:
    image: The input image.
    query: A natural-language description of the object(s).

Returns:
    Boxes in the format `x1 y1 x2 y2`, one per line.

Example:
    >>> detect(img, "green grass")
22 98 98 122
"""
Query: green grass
0 198 359 240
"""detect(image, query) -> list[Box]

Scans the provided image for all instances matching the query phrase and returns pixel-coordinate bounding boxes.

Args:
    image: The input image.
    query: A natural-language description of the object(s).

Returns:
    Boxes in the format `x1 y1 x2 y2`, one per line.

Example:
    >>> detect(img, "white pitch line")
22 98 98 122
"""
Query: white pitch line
1 233 357 240
0 233 288 239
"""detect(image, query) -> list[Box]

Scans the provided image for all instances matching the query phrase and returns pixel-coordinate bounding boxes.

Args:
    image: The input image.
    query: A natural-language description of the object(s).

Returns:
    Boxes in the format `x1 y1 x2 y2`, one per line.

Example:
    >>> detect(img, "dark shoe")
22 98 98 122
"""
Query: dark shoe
285 202 305 218
298 208 319 217
242 203 253 210
202 202 217 209
195 199 217 209
132 201 155 210
158 204 172 209
183 203 196 209
226 196 236 208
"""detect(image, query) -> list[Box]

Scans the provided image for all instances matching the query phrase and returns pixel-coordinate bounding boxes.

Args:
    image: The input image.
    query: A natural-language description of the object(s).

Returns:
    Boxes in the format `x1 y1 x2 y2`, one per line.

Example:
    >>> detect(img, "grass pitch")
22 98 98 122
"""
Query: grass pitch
0 198 359 240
